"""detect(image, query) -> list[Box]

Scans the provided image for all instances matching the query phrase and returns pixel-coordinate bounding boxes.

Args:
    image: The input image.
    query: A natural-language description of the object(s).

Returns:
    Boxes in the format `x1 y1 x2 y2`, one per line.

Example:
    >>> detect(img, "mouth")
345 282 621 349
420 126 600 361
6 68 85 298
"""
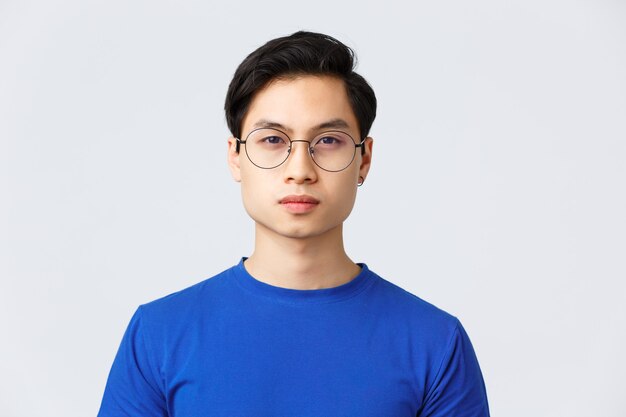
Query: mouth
279 195 320 213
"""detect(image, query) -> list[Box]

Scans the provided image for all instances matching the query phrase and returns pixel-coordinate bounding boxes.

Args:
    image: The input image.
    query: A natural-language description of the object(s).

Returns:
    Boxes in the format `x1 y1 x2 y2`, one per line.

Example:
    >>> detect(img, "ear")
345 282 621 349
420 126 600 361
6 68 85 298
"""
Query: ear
227 137 242 182
358 136 373 181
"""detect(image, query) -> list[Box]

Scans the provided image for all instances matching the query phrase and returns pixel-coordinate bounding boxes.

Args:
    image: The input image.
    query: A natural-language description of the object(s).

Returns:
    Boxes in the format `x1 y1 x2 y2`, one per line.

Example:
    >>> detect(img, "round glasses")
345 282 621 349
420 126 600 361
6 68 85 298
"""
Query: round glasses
237 128 365 172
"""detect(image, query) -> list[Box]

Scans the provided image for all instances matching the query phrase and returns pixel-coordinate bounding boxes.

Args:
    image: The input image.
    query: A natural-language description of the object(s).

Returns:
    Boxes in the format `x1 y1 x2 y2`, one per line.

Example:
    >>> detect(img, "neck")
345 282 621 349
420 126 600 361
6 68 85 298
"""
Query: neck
244 224 361 290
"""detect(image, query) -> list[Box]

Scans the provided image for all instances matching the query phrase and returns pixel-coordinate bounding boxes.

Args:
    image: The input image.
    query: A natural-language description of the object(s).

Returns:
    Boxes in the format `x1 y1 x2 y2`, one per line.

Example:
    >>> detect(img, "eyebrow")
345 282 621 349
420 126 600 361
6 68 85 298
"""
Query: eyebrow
251 118 352 133
315 118 351 130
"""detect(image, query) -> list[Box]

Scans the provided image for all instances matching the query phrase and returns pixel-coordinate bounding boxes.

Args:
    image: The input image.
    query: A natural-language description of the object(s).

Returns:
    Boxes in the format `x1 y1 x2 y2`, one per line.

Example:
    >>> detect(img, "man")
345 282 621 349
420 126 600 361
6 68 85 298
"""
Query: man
98 31 490 416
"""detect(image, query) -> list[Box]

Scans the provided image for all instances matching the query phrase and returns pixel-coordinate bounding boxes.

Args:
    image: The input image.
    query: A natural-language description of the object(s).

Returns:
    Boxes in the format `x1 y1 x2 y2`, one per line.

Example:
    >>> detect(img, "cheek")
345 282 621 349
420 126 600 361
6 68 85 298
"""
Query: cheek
326 176 359 216
240 182 255 207
343 186 358 211
241 179 259 200
239 167 273 215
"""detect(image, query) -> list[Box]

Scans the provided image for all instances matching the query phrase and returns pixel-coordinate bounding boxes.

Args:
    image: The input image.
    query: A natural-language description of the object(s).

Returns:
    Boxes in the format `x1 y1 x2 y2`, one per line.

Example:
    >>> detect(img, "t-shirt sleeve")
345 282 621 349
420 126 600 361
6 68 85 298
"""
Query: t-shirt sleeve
419 318 490 417
97 306 167 417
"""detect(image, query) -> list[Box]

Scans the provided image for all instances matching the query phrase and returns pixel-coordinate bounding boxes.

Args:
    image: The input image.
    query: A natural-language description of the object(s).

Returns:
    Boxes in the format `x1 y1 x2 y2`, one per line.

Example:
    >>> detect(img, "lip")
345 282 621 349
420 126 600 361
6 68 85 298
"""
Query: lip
279 194 320 214
280 195 320 204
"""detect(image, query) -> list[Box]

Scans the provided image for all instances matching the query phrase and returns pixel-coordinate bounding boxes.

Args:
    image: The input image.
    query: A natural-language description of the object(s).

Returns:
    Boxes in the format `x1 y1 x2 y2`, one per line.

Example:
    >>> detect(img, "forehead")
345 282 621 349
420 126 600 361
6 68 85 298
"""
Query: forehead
241 75 359 136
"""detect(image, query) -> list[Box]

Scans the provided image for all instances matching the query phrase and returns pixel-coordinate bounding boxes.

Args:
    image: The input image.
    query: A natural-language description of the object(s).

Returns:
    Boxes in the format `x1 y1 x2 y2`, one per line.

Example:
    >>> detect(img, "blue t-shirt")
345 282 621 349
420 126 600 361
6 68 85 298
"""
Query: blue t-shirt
98 260 490 416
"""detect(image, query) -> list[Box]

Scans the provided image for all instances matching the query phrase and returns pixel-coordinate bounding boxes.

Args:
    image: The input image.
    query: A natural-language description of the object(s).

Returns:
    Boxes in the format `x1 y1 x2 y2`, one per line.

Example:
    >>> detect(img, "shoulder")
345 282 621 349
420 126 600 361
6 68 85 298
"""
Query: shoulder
136 264 236 325
366 267 460 337
365 268 487 406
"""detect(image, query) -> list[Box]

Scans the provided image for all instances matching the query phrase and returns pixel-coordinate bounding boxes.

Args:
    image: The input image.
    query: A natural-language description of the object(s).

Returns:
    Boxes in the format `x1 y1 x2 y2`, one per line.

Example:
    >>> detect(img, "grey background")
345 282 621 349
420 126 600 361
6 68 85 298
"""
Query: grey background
1 0 625 416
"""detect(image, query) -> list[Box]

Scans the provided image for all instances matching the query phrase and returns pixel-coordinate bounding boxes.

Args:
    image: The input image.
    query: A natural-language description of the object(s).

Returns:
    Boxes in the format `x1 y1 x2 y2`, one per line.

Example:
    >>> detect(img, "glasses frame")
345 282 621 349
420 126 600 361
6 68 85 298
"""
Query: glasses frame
236 127 366 172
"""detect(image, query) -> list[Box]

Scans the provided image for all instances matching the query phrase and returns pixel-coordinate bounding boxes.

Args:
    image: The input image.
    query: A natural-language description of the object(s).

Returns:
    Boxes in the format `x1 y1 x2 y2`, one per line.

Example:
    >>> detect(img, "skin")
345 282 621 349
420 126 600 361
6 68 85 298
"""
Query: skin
227 75 373 290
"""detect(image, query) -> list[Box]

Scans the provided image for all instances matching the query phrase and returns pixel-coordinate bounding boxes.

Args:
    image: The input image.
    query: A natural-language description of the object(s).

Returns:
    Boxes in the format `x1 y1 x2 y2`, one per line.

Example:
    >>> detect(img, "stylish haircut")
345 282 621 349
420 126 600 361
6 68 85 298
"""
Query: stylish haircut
224 31 377 149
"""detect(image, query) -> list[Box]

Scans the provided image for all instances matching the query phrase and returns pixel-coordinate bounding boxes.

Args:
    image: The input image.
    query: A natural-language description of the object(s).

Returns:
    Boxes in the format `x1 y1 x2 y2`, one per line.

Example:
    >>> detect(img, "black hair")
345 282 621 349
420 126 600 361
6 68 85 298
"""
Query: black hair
224 31 377 148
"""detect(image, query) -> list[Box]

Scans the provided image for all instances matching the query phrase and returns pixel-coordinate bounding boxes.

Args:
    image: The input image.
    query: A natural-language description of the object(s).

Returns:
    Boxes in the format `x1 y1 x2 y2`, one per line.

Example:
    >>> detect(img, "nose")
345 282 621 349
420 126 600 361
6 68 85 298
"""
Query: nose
283 140 318 184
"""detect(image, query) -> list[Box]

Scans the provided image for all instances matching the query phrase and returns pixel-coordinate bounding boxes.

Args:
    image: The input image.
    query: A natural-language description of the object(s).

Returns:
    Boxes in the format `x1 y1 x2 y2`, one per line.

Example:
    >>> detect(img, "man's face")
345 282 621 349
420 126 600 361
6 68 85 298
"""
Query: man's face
228 75 373 240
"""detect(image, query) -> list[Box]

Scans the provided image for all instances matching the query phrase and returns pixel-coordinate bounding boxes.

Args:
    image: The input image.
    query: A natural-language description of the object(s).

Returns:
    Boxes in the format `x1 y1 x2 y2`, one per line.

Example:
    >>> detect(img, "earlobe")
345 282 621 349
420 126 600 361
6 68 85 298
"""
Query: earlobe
227 137 242 182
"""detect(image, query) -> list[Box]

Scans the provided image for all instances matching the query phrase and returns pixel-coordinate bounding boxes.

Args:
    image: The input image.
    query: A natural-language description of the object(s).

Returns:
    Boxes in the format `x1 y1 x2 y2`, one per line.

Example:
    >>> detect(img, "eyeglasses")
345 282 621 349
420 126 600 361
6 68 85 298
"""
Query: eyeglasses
237 128 365 172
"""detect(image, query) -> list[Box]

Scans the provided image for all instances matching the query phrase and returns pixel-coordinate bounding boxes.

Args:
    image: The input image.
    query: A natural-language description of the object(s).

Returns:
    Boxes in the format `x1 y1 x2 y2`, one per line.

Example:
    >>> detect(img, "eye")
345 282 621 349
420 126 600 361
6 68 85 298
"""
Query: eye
260 136 286 145
314 134 347 148
319 136 339 145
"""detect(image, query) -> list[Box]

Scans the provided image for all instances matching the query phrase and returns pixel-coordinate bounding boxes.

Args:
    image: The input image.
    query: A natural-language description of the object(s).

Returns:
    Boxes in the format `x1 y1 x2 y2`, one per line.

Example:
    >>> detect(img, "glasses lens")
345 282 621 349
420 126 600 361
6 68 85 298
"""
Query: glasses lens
311 131 357 171
244 128 291 169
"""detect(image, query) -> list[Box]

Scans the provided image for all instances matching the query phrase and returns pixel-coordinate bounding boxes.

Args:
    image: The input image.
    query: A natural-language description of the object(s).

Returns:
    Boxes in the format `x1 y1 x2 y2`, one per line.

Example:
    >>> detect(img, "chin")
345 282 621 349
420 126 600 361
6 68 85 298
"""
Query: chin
254 218 341 240
274 225 331 240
